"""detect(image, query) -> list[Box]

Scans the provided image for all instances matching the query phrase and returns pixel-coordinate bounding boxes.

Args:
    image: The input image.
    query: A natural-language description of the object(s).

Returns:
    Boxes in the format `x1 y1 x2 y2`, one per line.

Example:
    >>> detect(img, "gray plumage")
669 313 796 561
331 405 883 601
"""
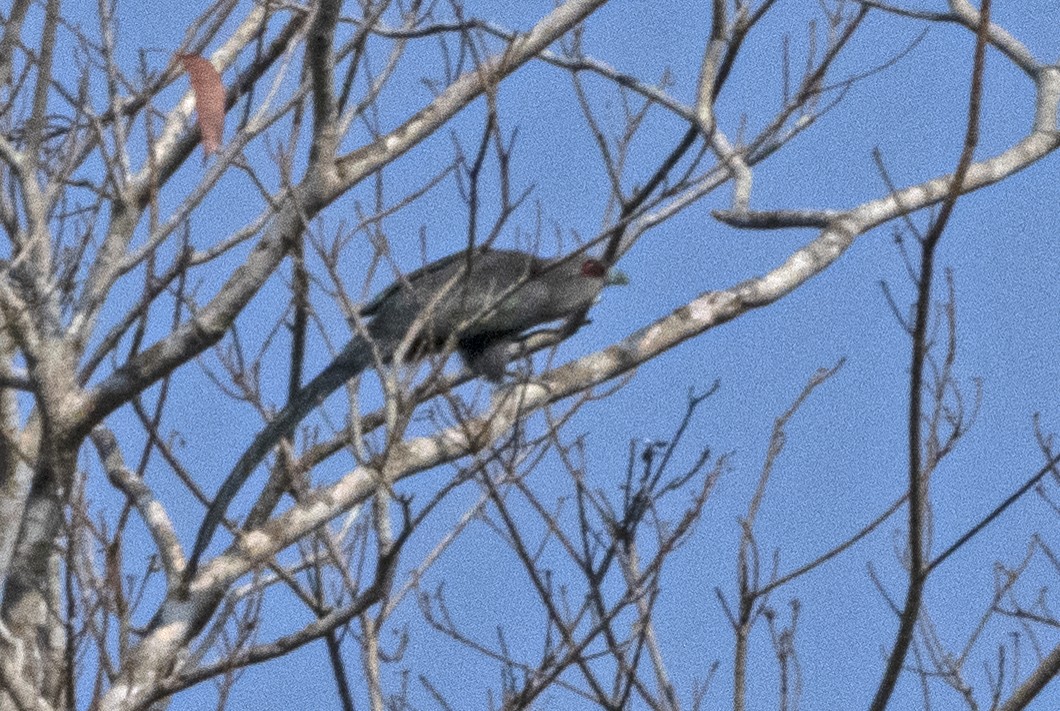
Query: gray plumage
361 248 614 379
186 248 623 580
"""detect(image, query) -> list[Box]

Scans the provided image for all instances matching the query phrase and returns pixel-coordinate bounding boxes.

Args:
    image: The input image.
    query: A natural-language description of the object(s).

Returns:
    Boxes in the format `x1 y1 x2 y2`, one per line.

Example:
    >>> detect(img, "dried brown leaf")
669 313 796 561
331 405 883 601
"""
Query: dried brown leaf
179 53 225 157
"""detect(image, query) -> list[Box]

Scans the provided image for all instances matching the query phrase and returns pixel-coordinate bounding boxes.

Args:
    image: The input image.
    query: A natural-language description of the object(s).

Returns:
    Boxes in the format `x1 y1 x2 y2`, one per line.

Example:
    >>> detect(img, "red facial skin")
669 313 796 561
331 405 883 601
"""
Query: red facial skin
581 259 607 279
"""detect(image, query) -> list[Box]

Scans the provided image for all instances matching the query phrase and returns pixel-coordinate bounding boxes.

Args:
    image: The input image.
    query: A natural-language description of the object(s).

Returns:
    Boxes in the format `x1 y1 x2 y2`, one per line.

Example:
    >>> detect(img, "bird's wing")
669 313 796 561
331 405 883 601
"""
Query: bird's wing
360 248 498 316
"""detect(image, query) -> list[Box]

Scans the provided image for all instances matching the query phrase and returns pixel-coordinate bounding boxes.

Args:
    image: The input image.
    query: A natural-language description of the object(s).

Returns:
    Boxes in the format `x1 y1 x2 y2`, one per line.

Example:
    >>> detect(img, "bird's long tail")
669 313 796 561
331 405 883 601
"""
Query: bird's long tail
186 336 375 579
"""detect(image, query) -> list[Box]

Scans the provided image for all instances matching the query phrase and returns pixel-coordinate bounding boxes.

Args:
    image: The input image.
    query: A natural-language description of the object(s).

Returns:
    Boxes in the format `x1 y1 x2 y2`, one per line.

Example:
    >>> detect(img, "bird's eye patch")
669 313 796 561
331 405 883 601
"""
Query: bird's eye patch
581 259 607 278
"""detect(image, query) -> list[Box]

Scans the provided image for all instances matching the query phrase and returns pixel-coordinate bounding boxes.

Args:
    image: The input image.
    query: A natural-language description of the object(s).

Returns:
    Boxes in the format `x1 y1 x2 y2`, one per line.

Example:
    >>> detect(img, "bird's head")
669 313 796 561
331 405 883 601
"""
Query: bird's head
580 258 629 286
533 256 628 320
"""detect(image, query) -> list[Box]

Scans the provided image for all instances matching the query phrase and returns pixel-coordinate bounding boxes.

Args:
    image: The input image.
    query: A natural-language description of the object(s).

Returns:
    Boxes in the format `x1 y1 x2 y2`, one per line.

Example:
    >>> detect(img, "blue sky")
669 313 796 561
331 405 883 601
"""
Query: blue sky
55 1 1060 708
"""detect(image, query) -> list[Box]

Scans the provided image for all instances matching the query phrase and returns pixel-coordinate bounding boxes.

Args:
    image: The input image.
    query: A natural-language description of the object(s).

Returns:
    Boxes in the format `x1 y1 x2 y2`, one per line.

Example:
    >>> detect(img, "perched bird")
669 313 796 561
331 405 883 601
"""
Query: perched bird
186 247 627 578
360 248 625 379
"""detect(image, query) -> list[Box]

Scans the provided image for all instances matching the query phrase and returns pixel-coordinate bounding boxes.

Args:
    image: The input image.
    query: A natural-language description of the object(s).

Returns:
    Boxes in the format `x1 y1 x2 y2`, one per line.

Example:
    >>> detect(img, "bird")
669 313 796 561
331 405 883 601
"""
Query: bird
359 247 627 379
184 247 627 580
